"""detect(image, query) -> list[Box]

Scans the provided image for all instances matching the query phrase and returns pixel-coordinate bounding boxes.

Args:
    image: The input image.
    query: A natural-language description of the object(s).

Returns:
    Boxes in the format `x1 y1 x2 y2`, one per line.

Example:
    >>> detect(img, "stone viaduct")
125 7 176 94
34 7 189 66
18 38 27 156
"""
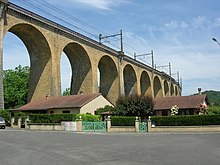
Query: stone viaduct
0 1 181 108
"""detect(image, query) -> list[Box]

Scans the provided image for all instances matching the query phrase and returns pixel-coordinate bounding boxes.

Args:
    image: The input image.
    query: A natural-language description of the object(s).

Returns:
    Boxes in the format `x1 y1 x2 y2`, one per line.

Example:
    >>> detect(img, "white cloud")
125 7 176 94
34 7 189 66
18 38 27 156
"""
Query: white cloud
66 0 130 10
165 21 178 29
123 15 220 95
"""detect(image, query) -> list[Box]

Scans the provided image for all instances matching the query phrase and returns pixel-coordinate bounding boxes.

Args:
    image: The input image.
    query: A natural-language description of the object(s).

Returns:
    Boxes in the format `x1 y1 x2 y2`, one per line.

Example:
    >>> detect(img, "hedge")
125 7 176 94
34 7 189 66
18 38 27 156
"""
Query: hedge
76 114 100 122
28 114 76 123
14 112 25 123
151 115 220 126
111 116 136 126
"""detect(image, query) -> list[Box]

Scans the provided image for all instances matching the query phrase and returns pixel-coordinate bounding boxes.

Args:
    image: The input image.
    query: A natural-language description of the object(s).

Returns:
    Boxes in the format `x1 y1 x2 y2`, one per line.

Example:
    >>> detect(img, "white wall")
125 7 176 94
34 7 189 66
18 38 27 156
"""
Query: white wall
80 95 113 115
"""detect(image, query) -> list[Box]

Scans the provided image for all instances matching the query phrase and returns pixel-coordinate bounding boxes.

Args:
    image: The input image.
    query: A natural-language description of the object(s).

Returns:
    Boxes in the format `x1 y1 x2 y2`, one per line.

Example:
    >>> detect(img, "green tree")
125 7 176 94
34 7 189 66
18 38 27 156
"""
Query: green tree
95 105 114 115
0 109 10 123
3 65 29 109
114 94 154 120
194 90 220 106
62 88 70 96
208 106 220 115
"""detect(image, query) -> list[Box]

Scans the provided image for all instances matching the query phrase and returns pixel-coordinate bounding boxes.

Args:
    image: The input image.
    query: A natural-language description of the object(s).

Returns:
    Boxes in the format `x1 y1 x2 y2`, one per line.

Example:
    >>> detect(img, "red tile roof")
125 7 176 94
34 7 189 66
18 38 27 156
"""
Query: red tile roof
16 93 101 111
153 94 208 111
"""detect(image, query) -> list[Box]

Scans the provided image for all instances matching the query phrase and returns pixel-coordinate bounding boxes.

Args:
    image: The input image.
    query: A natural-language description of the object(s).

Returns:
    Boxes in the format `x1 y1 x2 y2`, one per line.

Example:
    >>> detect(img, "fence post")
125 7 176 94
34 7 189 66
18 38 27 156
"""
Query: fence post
11 117 14 128
106 115 111 132
77 116 82 132
24 116 30 129
18 117 21 129
147 116 152 132
135 116 139 132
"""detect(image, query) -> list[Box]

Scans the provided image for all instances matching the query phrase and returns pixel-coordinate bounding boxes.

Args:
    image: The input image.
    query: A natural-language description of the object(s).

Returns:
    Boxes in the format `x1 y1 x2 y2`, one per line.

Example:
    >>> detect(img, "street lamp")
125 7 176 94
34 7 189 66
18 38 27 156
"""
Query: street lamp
212 38 220 46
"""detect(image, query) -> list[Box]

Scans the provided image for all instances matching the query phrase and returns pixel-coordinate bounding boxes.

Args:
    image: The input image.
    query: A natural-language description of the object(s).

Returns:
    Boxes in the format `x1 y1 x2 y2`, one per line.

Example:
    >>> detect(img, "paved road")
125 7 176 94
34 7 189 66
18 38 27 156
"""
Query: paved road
0 128 220 165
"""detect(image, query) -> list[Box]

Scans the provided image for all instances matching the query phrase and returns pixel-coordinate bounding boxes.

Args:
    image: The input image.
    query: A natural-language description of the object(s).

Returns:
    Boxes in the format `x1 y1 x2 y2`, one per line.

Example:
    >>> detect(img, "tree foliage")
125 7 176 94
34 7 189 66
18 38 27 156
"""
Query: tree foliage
76 113 100 122
194 90 220 106
208 106 220 115
0 109 10 123
62 88 70 96
95 105 114 115
114 94 154 119
3 65 29 109
202 90 220 106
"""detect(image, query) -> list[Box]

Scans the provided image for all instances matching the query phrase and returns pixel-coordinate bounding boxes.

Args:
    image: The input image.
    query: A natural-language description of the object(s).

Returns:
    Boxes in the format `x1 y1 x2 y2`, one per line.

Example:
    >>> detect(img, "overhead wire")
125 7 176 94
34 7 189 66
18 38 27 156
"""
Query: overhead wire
18 0 127 51
19 0 98 39
37 0 109 36
15 0 153 65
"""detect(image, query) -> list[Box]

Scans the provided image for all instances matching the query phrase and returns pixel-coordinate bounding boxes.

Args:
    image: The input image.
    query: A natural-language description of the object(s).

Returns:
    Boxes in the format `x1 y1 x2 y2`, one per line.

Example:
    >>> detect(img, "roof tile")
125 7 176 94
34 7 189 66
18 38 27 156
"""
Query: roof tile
153 95 207 110
17 93 101 111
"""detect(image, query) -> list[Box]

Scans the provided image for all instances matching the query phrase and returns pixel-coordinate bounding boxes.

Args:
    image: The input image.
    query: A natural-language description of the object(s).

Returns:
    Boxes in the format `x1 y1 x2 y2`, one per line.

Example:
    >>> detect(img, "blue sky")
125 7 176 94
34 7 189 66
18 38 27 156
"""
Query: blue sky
3 0 220 96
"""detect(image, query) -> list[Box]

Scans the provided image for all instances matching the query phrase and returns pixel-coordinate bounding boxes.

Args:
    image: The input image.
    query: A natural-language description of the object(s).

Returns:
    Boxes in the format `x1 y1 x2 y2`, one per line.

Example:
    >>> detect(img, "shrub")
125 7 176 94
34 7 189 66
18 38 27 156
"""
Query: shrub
28 114 76 123
95 105 114 115
14 112 25 124
151 115 220 126
111 116 136 126
76 114 100 122
208 106 220 115
0 109 10 123
114 94 154 119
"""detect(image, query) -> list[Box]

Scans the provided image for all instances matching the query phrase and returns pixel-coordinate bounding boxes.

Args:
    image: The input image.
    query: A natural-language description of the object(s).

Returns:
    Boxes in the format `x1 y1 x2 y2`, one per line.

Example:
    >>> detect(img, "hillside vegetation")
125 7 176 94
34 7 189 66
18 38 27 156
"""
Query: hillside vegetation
200 90 220 106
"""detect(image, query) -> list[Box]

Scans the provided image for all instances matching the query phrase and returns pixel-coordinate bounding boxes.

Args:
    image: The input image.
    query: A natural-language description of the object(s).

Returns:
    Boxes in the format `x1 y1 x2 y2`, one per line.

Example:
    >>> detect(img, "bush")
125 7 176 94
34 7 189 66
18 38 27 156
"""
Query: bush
95 105 114 115
14 112 25 124
76 114 100 122
28 114 76 123
13 113 101 123
0 109 10 123
208 106 220 115
151 115 220 126
111 116 136 126
114 94 154 119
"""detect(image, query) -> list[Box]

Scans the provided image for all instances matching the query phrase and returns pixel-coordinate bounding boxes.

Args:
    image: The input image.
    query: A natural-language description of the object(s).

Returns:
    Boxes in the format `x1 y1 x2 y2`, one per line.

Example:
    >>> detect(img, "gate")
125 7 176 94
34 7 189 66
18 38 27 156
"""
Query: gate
82 121 107 132
139 122 148 132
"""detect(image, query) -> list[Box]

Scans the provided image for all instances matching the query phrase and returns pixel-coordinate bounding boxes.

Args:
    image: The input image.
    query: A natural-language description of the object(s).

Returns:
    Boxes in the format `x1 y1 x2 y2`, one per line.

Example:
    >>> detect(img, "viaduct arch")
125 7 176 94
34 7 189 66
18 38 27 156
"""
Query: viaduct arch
0 1 181 108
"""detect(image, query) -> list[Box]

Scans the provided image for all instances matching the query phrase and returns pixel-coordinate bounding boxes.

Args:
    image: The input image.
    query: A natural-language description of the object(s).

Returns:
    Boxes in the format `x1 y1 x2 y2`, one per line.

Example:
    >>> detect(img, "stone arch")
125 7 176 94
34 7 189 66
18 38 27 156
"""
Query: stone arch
164 80 169 97
63 42 92 95
153 76 163 98
170 84 174 96
123 64 137 96
140 71 151 96
7 23 52 102
98 55 118 102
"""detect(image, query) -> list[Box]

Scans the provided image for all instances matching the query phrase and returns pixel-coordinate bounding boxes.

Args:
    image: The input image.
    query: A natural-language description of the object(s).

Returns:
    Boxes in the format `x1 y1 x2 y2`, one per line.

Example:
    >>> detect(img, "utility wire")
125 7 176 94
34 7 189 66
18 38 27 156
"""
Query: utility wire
15 0 150 60
37 0 109 36
19 0 98 39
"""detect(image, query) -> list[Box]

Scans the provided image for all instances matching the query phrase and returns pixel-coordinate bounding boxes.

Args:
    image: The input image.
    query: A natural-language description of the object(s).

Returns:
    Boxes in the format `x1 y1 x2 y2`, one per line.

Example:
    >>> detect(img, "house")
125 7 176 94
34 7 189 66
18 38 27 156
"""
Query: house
153 94 209 116
12 93 113 115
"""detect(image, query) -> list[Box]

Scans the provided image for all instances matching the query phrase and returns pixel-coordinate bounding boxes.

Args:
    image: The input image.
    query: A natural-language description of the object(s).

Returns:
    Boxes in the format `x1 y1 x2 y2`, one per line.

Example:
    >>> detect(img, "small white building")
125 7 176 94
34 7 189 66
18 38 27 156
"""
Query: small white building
14 93 113 115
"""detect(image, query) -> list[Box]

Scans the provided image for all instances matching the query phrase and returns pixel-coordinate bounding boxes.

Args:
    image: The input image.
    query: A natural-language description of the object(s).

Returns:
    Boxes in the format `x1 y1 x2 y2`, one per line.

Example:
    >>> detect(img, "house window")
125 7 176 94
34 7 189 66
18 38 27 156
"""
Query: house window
162 111 168 116
62 110 70 114
50 111 54 114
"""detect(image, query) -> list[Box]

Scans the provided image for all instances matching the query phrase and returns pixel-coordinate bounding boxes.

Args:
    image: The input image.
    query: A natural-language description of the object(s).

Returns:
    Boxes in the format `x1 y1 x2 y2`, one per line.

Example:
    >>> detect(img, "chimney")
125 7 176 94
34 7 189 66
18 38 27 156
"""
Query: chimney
198 88 202 95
